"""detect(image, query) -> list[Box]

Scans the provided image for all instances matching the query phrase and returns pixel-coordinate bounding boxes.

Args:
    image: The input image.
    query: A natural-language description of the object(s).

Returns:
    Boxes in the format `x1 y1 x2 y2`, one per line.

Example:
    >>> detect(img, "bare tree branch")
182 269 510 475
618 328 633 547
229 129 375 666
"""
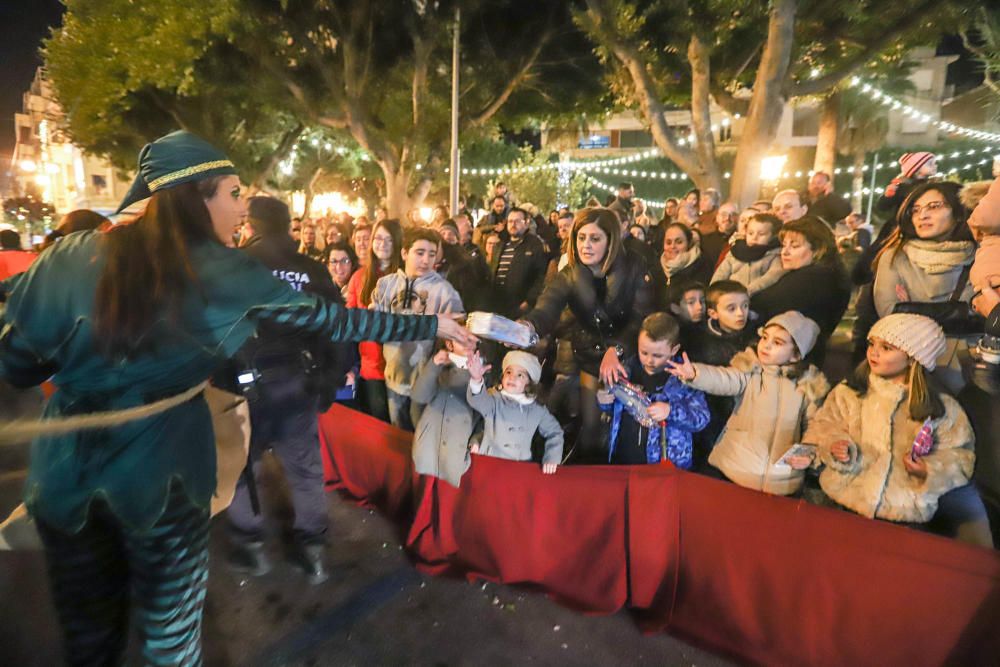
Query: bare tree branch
465 27 552 128
785 0 939 97
960 22 1000 96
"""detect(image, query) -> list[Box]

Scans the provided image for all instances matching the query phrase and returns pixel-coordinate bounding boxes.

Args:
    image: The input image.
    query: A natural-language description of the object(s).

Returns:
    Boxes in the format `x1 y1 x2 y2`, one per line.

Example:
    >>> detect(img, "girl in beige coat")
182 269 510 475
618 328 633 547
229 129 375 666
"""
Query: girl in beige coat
667 311 830 495
802 314 979 526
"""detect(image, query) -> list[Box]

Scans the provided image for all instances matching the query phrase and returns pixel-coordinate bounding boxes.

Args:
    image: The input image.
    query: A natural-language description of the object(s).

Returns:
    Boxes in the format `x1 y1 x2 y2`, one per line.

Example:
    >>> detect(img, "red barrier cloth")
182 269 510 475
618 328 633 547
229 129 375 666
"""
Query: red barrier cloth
319 405 1000 664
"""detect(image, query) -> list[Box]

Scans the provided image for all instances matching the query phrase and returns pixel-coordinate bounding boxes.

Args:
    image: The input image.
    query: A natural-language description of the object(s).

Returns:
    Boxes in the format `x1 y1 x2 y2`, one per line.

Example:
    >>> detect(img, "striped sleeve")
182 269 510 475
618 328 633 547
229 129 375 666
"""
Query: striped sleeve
247 297 438 344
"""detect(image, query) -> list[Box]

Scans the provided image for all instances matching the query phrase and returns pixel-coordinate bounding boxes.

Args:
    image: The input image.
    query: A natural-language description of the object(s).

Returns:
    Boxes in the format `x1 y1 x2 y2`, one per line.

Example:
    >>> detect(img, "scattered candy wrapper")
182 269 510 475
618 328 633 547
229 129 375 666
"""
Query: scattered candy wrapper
911 417 934 460
610 380 654 428
465 312 538 348
776 443 818 467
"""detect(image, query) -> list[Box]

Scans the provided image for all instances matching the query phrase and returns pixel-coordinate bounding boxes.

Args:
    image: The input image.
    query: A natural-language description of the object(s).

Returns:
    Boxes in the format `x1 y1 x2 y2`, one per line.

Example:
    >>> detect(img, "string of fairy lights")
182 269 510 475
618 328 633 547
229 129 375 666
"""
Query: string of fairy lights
272 75 1000 200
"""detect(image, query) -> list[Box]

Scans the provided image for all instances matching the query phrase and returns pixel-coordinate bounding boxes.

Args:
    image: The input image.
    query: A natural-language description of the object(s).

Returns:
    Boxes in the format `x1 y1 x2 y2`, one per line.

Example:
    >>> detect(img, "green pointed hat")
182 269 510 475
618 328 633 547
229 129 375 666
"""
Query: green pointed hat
115 130 238 214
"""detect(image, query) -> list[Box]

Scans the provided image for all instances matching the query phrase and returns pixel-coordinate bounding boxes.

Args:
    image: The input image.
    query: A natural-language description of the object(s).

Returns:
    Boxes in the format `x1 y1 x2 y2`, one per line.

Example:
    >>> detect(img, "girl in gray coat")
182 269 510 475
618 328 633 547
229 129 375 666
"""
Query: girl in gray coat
411 339 481 487
467 350 564 473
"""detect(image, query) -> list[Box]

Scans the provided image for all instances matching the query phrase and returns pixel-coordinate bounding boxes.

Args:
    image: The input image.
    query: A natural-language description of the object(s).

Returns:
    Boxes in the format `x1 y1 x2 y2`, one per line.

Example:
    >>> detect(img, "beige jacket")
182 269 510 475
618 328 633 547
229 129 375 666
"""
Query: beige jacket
710 247 786 295
804 376 975 523
688 349 830 495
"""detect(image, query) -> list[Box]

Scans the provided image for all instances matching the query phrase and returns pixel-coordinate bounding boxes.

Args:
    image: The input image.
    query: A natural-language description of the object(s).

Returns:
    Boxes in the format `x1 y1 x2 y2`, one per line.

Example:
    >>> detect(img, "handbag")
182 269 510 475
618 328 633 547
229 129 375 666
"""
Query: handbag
892 264 985 335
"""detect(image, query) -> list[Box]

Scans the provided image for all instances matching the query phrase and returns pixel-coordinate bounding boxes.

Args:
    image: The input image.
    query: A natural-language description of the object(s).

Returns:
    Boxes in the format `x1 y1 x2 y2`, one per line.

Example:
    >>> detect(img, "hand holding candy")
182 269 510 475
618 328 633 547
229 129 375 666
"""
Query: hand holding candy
647 401 671 423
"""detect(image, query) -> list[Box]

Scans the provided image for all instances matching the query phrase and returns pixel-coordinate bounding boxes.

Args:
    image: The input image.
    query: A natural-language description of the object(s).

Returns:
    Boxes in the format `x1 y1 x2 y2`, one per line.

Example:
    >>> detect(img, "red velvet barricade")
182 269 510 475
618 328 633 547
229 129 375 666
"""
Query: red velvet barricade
319 405 1000 665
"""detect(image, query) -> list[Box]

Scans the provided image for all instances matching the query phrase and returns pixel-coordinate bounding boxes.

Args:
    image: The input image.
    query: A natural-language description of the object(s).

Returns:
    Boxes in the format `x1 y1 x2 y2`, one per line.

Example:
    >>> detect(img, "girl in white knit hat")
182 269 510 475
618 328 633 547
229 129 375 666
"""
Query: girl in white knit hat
801 313 988 542
466 350 564 473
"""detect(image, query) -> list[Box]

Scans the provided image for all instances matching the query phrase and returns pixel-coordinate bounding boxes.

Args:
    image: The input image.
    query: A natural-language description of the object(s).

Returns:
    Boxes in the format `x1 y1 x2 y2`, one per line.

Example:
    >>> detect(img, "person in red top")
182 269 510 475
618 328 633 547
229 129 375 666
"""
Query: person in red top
345 218 404 422
0 229 37 281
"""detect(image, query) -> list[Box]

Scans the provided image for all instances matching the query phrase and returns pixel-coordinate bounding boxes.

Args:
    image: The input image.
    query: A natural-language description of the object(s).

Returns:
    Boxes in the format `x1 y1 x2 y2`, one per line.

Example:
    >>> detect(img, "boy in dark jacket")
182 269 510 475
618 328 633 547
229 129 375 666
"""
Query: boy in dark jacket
598 313 709 469
685 281 756 472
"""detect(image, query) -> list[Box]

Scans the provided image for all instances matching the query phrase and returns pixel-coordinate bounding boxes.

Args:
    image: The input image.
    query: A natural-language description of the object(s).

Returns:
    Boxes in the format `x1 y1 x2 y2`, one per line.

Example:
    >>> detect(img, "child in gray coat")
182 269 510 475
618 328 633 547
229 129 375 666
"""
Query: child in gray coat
410 338 481 487
466 350 563 473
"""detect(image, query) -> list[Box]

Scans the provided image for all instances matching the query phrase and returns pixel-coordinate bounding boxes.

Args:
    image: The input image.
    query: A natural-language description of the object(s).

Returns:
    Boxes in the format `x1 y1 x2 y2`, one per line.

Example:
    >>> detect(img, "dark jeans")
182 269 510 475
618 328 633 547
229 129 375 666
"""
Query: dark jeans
36 481 210 667
228 375 327 545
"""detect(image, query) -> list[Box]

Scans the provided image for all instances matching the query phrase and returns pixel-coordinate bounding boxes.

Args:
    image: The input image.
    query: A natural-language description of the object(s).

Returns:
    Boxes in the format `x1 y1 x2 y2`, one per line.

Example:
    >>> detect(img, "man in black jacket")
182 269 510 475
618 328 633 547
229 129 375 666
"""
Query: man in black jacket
226 196 348 584
807 171 851 228
489 207 549 319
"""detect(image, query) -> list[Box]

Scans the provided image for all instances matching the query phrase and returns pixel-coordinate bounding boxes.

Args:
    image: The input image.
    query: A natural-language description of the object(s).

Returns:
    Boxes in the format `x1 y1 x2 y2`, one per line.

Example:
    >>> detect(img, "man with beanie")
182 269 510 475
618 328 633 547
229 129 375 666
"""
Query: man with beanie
225 196 348 583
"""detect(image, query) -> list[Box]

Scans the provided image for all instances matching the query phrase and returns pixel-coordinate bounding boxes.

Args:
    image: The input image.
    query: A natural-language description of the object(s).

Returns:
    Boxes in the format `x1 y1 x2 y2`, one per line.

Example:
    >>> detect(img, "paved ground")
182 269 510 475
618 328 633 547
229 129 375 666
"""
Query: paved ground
0 329 858 666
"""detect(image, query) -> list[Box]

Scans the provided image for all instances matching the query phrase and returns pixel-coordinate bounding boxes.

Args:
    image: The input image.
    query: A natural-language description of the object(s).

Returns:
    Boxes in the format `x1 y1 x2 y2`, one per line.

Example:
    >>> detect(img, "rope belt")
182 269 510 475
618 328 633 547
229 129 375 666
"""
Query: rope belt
0 381 209 446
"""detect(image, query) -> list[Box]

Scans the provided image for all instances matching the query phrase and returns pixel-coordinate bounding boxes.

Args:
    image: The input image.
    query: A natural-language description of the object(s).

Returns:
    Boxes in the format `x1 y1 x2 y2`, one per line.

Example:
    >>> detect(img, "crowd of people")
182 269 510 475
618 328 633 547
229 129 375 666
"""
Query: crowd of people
264 159 1000 553
5 131 1000 663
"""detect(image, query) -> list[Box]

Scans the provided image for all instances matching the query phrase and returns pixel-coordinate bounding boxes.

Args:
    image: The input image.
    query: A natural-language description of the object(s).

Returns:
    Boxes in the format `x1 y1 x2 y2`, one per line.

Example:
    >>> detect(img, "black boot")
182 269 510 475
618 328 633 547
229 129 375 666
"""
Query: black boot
226 541 272 577
295 543 329 584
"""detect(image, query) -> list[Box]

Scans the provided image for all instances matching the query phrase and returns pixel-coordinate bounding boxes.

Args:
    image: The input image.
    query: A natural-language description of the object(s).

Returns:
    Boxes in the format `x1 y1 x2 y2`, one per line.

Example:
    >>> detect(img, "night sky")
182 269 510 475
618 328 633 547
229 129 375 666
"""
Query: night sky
0 0 64 156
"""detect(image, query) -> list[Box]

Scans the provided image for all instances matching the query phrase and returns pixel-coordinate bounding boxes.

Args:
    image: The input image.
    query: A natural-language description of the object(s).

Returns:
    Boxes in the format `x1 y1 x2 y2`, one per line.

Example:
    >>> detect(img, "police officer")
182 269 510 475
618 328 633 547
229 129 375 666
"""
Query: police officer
226 197 349 583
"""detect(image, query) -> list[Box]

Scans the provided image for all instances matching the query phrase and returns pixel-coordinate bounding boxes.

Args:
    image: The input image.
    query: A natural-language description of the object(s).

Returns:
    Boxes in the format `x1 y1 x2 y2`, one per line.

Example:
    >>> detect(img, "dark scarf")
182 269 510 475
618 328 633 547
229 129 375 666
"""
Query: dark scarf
730 238 779 263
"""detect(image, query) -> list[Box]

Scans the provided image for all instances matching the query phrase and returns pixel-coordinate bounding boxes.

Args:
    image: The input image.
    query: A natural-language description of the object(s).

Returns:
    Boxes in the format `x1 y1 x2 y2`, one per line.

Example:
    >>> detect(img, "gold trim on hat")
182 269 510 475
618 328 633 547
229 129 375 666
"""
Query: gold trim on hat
147 160 235 191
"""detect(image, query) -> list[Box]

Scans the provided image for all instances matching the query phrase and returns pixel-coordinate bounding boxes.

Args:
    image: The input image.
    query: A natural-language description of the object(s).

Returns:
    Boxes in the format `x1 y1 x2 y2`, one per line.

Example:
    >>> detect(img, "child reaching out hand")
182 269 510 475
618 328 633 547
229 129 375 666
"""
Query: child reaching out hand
666 311 830 495
467 350 563 474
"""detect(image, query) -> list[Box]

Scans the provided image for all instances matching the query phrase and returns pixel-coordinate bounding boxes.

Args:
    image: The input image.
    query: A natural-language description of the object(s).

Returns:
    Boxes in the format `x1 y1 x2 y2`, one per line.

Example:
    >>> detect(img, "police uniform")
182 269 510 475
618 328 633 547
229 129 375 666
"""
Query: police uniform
226 203 355 581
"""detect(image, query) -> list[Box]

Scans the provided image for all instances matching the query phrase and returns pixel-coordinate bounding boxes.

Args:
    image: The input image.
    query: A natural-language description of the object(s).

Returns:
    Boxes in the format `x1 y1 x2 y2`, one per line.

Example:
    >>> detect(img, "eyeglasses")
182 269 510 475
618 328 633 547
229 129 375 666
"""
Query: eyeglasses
328 257 352 266
910 200 949 217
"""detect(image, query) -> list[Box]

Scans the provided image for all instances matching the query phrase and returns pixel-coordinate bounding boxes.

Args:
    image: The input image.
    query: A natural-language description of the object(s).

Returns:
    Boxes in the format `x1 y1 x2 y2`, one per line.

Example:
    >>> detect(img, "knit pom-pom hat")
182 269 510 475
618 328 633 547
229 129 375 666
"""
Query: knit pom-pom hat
899 151 936 179
869 313 946 371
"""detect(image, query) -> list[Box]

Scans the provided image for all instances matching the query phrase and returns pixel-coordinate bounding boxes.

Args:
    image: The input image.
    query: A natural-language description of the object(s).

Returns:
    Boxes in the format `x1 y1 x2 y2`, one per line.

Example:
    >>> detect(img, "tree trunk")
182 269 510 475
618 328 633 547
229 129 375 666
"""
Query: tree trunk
851 151 865 214
728 0 798 208
302 167 324 218
813 91 840 176
382 166 414 220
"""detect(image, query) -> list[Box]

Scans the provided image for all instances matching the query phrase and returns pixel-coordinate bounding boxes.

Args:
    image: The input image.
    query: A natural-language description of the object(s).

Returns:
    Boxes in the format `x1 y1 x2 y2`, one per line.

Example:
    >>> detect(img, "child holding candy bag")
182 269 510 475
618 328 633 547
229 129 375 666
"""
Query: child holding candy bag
597 313 709 468
466 350 563 474
800 314 988 540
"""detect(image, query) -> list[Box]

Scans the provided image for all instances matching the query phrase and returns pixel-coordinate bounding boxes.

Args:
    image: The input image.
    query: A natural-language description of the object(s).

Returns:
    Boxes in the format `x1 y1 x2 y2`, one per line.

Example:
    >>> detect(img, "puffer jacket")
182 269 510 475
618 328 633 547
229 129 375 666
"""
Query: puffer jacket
711 239 785 295
687 348 830 495
806 375 975 523
600 355 710 468
524 251 654 376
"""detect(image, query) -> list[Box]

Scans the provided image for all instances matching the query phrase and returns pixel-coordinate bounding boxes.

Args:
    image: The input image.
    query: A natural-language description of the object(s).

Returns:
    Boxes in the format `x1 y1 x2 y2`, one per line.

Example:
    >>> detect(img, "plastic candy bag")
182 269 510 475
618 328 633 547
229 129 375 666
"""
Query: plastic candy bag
466 312 539 348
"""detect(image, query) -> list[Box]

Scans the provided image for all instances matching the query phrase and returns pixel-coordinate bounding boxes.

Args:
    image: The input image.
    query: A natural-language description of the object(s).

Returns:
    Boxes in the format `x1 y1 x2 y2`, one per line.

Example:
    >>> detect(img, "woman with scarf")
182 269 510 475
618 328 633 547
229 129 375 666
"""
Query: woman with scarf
650 222 713 311
872 181 976 392
0 131 474 666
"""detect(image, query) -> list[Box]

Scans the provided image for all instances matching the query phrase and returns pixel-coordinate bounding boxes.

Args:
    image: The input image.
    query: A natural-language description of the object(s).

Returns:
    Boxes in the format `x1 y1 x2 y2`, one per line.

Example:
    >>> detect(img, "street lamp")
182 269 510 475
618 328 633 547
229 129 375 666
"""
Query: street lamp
759 154 788 201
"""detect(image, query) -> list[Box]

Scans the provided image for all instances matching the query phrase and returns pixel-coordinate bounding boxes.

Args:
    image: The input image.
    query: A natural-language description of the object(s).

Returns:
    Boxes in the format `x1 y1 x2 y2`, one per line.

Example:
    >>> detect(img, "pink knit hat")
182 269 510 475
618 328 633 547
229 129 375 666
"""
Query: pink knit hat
899 152 936 179
971 235 1000 290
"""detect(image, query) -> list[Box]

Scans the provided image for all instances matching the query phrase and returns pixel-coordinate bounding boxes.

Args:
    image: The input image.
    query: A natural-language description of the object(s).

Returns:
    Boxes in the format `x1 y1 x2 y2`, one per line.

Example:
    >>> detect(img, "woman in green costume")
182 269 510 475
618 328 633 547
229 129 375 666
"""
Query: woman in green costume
0 130 475 666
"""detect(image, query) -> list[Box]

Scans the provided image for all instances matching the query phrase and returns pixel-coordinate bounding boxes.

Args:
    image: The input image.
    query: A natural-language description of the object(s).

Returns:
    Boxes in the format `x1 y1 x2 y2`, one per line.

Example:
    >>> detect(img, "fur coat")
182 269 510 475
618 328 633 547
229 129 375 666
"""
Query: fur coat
805 375 975 523
687 348 830 495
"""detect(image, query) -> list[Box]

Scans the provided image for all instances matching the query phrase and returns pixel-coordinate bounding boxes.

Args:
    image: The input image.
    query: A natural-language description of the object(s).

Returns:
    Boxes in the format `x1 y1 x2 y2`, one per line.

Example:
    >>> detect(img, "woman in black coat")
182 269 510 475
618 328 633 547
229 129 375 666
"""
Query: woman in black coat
523 208 654 461
750 216 850 365
648 222 714 310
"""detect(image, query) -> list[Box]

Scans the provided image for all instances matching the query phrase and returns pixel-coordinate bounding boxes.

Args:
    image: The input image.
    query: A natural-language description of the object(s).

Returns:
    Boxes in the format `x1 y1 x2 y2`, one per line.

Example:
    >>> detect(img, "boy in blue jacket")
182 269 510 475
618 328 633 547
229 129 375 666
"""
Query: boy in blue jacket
598 312 710 468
